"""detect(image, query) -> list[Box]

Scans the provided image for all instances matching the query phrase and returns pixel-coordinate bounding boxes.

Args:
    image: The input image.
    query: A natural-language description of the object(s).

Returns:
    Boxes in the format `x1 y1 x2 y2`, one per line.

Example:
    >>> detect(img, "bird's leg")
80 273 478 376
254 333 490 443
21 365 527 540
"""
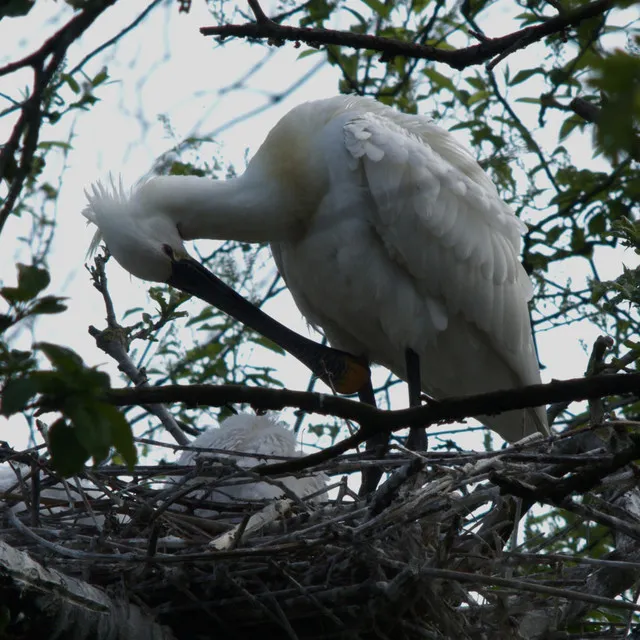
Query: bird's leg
405 347 427 451
358 379 389 497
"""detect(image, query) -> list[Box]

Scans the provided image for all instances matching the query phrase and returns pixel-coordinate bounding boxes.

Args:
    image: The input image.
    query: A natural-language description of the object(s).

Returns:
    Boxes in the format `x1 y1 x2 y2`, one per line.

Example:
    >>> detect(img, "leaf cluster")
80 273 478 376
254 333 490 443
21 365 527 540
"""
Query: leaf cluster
0 264 136 475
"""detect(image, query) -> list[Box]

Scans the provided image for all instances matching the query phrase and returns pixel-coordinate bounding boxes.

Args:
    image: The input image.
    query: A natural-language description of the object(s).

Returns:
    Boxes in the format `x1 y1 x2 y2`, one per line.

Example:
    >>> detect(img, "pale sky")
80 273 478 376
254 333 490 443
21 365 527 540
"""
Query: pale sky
0 1 635 457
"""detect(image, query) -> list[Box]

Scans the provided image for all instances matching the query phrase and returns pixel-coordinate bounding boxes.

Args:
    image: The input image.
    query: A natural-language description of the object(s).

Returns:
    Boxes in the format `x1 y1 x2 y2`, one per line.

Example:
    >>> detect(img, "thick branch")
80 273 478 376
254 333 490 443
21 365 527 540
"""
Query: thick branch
200 0 613 70
105 372 640 431
99 371 640 473
0 540 175 640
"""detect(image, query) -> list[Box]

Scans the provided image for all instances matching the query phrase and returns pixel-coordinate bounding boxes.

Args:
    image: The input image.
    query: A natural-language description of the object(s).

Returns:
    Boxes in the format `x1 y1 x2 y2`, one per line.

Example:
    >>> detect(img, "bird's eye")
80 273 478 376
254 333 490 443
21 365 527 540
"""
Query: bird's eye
162 244 174 259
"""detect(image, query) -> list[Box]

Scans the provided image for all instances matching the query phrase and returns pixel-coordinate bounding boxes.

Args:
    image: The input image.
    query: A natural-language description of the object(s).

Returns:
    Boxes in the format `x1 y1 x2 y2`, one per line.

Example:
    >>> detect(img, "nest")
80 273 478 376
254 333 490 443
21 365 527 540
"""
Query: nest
2 427 640 640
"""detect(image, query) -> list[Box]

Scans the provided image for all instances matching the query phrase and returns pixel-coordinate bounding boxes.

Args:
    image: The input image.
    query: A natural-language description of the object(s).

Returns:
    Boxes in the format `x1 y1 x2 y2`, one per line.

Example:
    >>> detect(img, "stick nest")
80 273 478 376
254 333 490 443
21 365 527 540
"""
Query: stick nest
2 428 639 640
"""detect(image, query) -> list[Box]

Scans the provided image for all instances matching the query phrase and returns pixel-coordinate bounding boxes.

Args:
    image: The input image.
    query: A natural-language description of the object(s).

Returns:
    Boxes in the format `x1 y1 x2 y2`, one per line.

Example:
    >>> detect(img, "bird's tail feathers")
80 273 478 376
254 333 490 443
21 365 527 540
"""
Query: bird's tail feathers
480 404 549 444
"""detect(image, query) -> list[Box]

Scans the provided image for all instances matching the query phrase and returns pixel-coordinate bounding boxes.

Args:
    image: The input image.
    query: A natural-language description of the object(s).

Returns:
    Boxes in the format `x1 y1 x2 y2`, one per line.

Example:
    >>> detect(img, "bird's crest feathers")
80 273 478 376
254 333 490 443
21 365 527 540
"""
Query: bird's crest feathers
82 176 130 259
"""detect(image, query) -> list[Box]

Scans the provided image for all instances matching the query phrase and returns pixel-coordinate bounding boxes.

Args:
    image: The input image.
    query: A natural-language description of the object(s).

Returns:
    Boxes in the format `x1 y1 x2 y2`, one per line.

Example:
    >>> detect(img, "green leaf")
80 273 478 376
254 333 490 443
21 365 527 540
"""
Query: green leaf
66 403 110 464
30 296 67 315
423 68 456 93
169 161 206 177
588 212 606 236
360 0 389 18
1 376 41 415
91 68 108 87
571 227 588 253
18 264 50 298
63 73 81 94
48 419 90 477
0 0 35 19
587 51 640 161
0 287 21 305
466 76 485 91
509 67 543 86
297 49 320 60
467 90 490 106
546 225 565 245
40 183 58 199
35 342 83 374
38 141 72 151
558 116 583 142
102 404 137 469
0 264 50 303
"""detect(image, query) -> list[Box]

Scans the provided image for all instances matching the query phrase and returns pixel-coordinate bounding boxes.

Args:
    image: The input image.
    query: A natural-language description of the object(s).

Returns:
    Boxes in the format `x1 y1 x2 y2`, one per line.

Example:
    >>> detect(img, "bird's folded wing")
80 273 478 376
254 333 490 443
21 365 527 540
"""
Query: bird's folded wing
342 112 538 383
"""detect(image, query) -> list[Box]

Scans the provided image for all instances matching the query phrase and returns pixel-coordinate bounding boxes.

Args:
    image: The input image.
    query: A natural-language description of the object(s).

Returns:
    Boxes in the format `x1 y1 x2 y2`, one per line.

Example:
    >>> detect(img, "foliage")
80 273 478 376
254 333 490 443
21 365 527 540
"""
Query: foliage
0 263 136 473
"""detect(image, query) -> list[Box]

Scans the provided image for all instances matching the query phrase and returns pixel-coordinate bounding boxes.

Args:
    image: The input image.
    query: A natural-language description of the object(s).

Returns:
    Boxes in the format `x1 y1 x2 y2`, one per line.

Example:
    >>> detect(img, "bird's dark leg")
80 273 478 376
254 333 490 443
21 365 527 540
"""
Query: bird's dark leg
358 379 389 497
405 347 427 451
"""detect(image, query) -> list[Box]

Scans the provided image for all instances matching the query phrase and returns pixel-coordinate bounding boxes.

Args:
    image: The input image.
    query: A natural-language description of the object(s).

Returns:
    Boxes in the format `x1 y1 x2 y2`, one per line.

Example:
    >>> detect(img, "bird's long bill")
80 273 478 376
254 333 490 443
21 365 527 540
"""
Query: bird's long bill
166 256 370 395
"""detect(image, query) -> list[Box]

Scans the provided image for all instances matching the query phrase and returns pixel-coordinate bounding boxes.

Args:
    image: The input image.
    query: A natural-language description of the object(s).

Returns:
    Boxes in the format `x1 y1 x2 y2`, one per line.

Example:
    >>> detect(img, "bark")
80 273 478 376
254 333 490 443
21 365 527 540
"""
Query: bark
0 539 175 640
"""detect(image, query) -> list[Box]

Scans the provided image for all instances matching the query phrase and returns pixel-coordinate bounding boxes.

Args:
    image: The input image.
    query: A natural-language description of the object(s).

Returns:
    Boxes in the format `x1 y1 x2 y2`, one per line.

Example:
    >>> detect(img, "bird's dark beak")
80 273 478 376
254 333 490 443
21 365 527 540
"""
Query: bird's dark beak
164 249 370 395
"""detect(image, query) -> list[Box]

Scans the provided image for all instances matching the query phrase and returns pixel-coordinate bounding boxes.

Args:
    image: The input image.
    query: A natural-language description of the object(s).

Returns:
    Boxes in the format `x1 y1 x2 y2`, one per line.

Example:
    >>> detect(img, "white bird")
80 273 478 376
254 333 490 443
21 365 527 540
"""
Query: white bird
176 413 326 511
83 95 549 470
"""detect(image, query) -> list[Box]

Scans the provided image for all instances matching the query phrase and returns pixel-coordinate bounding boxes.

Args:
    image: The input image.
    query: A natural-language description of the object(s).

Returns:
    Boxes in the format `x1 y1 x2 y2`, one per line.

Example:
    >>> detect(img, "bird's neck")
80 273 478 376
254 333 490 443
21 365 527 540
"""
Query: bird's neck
140 172 300 244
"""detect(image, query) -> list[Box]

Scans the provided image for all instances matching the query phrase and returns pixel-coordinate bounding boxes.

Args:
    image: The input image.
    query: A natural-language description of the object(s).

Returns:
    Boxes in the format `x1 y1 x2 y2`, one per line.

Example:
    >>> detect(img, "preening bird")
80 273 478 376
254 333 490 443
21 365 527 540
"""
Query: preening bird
83 95 549 474
177 413 326 508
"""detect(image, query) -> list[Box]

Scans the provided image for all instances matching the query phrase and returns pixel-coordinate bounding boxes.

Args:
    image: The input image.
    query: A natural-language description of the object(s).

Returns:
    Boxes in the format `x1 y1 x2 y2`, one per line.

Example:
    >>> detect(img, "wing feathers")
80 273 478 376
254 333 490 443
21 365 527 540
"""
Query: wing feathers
343 111 538 385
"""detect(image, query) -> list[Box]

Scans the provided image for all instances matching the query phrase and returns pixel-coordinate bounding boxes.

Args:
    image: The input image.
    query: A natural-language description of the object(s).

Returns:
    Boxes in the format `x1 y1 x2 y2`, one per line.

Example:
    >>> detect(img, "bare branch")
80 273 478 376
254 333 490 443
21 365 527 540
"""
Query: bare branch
0 1 117 236
200 0 613 70
88 252 188 446
95 370 640 474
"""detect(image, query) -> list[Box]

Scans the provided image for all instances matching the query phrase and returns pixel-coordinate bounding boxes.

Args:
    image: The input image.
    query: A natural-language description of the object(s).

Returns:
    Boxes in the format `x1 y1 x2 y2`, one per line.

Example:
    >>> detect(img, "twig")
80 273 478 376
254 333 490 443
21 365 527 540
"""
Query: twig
88 252 188 446
68 0 164 76
491 437 640 508
586 335 614 425
400 565 640 612
0 1 117 236
0 539 176 640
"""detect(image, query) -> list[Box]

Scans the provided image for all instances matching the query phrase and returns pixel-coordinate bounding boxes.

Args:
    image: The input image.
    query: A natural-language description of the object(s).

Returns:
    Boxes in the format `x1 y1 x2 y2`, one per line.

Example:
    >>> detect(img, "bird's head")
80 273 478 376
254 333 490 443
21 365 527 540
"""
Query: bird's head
83 179 189 283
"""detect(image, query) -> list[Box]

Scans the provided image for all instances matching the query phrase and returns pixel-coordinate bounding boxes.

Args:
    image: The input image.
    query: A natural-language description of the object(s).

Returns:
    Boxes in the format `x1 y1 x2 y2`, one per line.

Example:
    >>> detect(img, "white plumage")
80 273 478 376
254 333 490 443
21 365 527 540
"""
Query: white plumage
83 95 548 442
177 414 326 506
1 415 325 525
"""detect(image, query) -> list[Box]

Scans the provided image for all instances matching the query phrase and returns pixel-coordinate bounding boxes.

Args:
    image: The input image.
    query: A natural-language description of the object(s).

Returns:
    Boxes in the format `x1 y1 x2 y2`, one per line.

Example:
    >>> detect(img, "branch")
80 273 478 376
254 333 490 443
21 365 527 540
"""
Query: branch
515 489 640 638
88 252 188 446
99 371 640 474
0 539 175 640
570 97 640 163
0 1 117 236
491 437 640 514
200 0 613 70
68 0 163 76
409 566 640 613
570 96 602 124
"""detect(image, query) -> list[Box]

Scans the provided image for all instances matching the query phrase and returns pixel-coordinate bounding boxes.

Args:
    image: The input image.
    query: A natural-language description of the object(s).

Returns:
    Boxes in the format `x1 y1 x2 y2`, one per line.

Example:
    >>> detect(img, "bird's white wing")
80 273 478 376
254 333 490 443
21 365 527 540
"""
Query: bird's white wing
342 112 538 387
